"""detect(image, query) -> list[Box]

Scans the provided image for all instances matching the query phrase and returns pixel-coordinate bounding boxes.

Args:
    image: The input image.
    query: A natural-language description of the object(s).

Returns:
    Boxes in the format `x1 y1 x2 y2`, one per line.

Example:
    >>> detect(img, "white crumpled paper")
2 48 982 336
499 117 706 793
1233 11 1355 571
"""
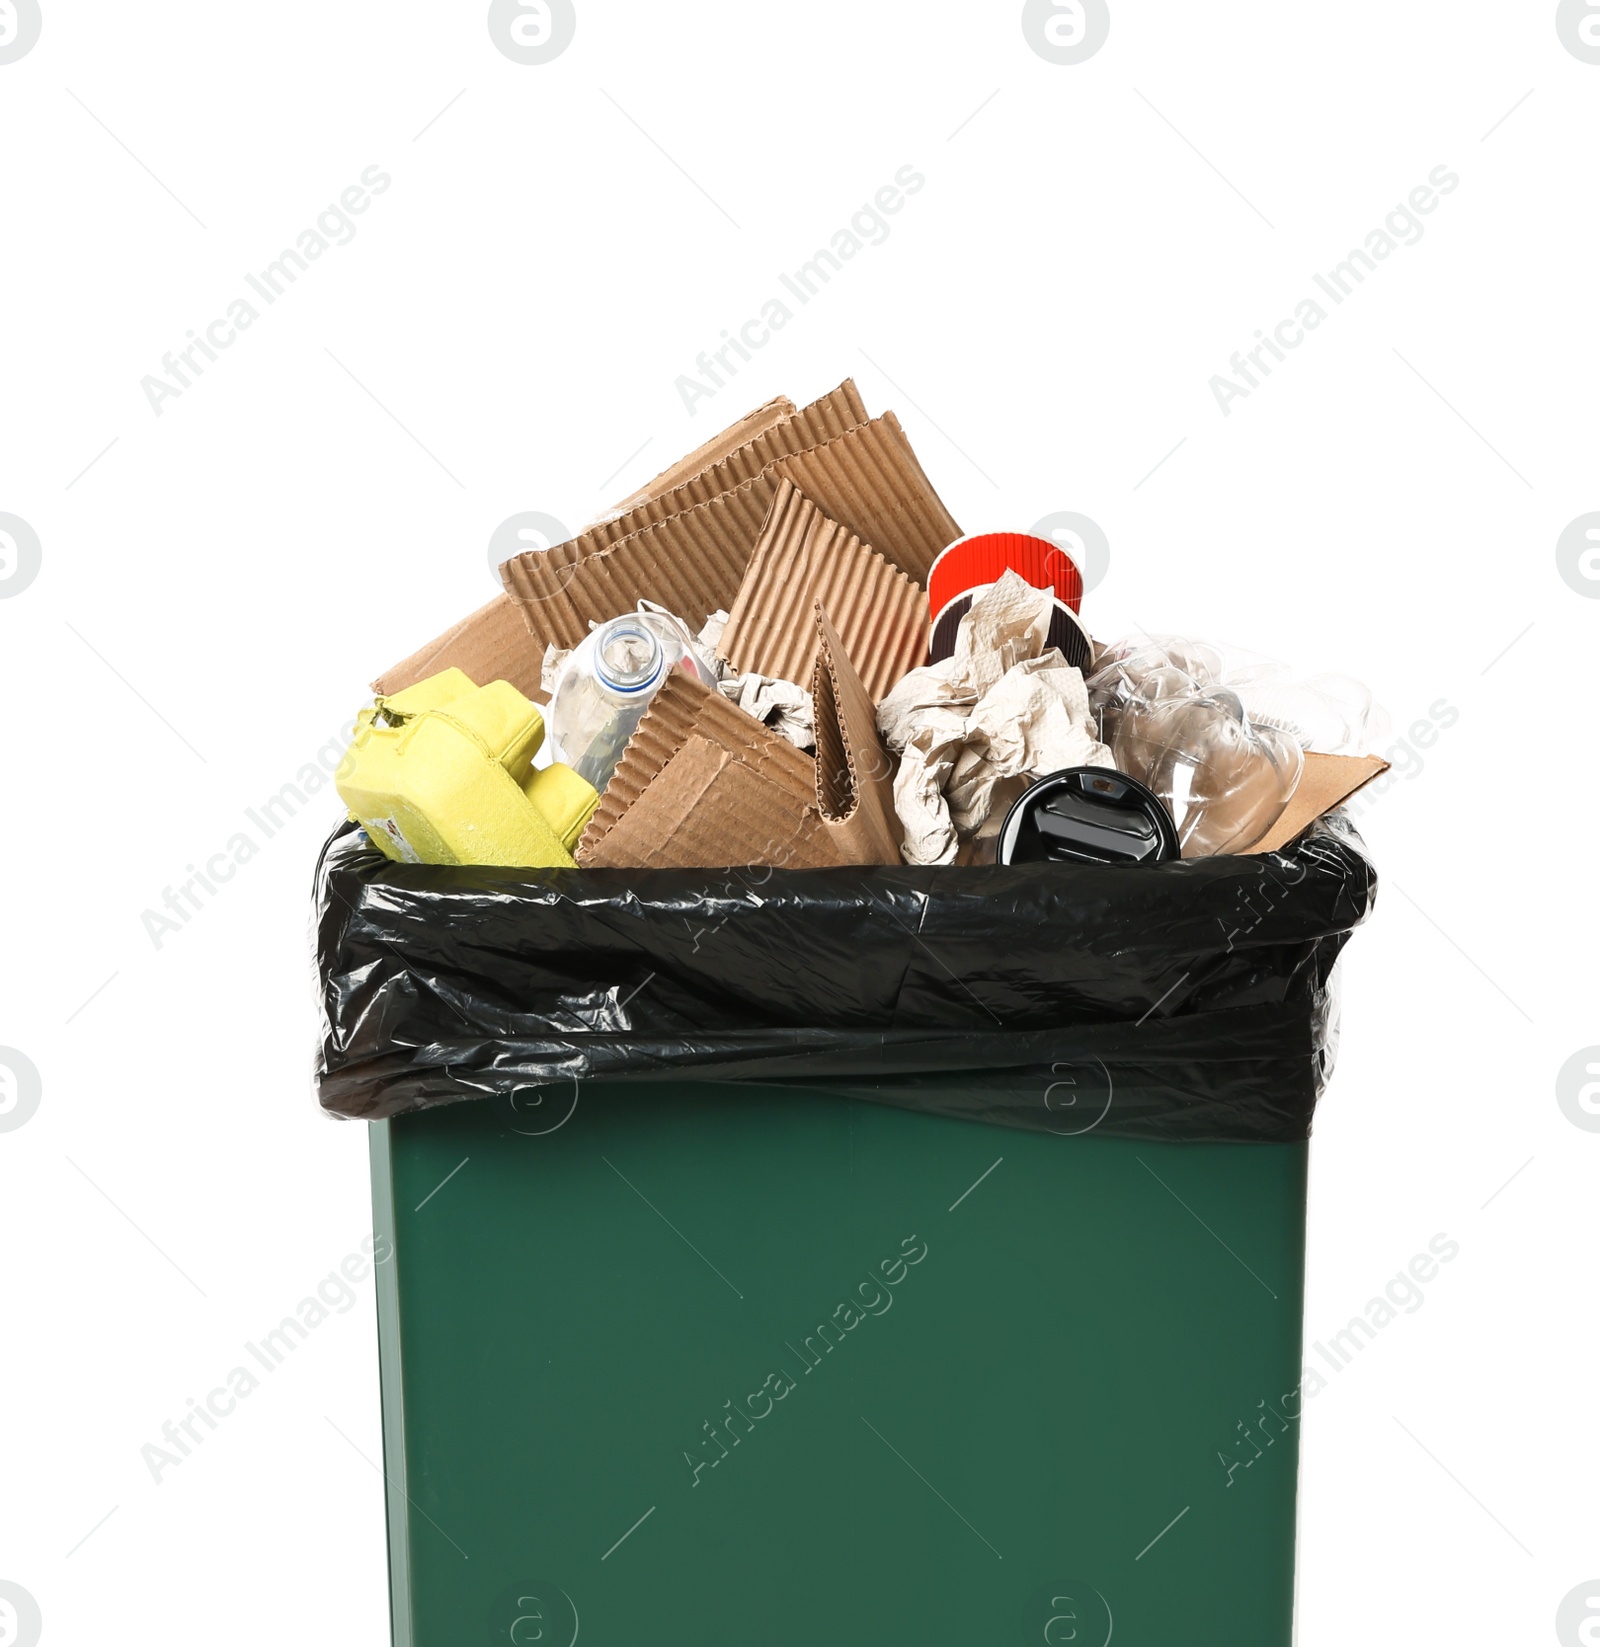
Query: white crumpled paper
877 570 1112 865
698 611 815 751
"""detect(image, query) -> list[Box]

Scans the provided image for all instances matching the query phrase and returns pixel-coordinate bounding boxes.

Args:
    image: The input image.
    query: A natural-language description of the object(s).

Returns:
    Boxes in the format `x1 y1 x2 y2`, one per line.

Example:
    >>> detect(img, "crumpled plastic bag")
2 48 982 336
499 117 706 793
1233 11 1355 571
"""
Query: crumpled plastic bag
1088 641 1301 857
878 571 1112 865
1115 684 1304 857
1091 635 1389 757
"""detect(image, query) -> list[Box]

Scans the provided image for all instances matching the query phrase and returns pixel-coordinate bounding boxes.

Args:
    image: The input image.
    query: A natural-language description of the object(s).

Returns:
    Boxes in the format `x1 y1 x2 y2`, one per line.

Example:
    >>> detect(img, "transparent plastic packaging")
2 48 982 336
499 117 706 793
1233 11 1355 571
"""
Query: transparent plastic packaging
1091 636 1388 757
1086 636 1367 857
1113 682 1303 857
547 609 714 792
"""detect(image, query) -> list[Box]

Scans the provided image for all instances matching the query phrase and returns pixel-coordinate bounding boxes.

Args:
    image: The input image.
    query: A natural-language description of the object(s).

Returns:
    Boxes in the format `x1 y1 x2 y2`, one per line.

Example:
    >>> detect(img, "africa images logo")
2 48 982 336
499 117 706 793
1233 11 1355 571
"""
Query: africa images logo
1556 1048 1600 1133
0 0 43 65
1556 513 1600 598
683 1235 928 1486
0 1581 42 1647
0 1048 42 1134
0 514 42 599
487 0 576 64
1021 0 1110 64
489 512 570 589
1556 0 1600 63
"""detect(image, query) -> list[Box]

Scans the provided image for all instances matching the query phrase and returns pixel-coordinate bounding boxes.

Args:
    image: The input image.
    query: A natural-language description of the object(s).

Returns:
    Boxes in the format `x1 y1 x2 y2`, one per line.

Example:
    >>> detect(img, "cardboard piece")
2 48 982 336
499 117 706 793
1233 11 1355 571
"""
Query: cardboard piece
1242 752 1389 854
507 408 954 644
371 390 832 699
379 388 955 699
578 670 835 870
580 624 904 871
719 480 929 704
811 605 903 865
508 478 774 651
769 411 960 586
602 394 795 517
372 593 548 701
502 381 870 599
578 736 826 871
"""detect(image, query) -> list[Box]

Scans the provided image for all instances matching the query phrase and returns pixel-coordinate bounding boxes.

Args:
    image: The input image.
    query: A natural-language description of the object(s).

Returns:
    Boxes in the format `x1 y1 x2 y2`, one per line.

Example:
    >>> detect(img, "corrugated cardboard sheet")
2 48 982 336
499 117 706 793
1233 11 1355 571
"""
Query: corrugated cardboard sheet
371 389 837 697
377 387 958 697
578 618 904 871
578 671 834 870
720 480 929 703
505 409 955 650
811 605 903 865
509 479 774 650
500 381 869 601
769 410 960 586
601 394 794 517
579 737 827 871
372 593 547 701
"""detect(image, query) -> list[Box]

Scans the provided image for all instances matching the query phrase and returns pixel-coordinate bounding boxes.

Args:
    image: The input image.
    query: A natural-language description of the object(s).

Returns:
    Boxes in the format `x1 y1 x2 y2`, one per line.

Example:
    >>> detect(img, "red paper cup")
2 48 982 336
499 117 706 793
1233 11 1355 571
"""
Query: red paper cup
928 531 1085 621
928 588 1092 672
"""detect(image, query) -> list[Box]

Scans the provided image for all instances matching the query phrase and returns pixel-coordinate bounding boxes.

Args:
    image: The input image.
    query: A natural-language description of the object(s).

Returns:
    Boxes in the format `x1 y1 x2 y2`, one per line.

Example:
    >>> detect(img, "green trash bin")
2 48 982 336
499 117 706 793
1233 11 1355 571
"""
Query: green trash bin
371 1094 1311 1646
316 821 1373 1647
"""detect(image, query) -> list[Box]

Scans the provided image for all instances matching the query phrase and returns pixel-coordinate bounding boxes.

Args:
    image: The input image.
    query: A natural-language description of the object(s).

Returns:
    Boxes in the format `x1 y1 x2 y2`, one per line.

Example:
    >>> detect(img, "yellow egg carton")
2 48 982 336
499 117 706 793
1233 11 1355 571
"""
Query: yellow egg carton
335 668 598 868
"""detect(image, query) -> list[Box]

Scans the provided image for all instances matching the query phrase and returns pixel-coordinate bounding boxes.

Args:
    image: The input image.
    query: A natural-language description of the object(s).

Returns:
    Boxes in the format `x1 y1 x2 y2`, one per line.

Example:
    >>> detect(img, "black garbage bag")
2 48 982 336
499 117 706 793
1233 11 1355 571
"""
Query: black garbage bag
312 813 1376 1142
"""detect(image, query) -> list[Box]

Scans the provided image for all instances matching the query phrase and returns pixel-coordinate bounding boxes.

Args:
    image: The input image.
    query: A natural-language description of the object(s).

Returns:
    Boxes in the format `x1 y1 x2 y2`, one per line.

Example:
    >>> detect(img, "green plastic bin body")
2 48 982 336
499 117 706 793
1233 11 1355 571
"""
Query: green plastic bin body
371 1083 1309 1646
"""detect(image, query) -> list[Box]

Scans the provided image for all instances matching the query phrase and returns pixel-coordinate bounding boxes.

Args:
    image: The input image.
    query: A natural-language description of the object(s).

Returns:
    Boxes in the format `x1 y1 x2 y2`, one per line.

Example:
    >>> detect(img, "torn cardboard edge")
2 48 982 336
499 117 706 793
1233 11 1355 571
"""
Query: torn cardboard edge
1243 753 1389 854
769 409 960 587
372 387 844 698
578 611 904 872
578 669 825 869
503 410 959 650
720 479 929 704
502 380 870 592
507 477 775 652
577 735 823 872
382 397 960 695
371 592 549 701
811 605 903 865
602 394 795 518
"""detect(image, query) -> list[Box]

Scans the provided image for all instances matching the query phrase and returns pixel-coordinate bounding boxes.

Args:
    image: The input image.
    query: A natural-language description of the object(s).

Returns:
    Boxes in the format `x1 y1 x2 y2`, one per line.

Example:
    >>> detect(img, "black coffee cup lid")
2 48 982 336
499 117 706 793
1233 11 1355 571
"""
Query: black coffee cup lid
997 767 1181 867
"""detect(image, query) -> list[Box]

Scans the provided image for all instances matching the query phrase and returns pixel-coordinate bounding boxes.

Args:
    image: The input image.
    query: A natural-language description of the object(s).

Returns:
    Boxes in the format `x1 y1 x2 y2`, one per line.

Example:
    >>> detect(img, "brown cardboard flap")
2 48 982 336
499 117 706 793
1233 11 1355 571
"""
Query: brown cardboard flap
812 605 903 866
769 411 960 586
720 479 929 703
578 737 826 871
371 593 549 701
1243 753 1389 854
596 378 865 531
503 381 870 598
578 670 838 869
505 479 773 650
382 389 948 694
603 394 795 517
583 669 816 841
374 393 814 697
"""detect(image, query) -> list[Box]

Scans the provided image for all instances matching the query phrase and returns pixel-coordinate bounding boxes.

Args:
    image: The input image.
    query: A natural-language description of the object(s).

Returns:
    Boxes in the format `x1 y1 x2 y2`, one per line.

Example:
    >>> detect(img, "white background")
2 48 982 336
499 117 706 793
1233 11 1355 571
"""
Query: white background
2 2 1597 1642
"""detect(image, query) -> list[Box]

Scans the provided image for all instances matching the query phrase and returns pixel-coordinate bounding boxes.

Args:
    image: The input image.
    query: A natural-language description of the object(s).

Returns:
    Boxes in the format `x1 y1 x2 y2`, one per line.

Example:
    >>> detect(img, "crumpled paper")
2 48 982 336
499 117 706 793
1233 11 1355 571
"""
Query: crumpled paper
877 571 1112 865
541 641 570 697
697 610 815 751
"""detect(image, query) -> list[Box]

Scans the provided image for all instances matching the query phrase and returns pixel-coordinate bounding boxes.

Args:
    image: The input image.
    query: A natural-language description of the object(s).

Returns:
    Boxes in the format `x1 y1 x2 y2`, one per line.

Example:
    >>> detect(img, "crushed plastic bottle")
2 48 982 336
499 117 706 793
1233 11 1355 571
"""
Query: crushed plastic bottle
547 610 714 792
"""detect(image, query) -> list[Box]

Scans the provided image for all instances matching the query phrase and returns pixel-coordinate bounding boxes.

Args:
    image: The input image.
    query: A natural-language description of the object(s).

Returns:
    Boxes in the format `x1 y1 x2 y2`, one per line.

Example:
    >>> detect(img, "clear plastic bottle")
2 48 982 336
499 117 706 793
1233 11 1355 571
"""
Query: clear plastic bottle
547 612 711 792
